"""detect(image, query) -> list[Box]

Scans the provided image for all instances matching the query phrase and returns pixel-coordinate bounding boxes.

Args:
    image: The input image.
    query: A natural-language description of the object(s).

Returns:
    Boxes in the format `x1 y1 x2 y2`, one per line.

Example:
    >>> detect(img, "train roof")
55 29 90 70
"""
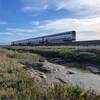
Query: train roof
12 30 76 43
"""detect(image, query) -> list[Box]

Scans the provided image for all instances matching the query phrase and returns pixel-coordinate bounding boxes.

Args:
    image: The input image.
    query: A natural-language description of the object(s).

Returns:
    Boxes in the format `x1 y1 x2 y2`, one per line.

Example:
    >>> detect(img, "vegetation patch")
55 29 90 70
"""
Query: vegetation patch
0 47 100 99
5 46 100 65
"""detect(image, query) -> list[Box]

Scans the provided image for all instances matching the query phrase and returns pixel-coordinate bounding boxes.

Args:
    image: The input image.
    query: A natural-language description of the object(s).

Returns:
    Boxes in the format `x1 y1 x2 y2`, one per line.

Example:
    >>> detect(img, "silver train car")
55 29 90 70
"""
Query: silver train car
11 31 76 46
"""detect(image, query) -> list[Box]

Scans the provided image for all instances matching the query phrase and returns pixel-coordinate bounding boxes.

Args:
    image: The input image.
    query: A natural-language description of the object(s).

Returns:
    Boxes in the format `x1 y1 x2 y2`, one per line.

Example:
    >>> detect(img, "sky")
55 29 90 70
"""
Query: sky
0 0 100 44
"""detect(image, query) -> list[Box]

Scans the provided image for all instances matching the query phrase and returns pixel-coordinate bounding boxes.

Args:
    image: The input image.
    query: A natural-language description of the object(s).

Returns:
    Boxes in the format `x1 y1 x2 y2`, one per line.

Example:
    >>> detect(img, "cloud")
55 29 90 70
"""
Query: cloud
36 17 100 40
6 28 37 33
31 21 40 26
22 5 48 12
22 6 34 12
38 17 100 32
77 31 100 40
0 21 8 25
0 27 38 38
21 0 48 12
55 0 100 16
21 0 100 17
0 32 13 35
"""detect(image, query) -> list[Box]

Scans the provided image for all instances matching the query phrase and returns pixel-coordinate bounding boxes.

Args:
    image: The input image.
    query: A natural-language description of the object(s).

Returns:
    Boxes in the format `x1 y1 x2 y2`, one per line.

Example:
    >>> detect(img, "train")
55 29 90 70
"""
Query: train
11 31 76 46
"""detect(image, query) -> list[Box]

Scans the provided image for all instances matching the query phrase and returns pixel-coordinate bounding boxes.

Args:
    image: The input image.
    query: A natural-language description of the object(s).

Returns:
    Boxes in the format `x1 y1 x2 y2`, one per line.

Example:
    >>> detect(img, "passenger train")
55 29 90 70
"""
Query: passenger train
11 31 76 46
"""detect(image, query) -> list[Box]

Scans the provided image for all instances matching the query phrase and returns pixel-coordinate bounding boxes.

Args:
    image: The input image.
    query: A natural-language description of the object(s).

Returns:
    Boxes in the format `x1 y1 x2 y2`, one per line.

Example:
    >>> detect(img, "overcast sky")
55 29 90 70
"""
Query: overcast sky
0 0 100 44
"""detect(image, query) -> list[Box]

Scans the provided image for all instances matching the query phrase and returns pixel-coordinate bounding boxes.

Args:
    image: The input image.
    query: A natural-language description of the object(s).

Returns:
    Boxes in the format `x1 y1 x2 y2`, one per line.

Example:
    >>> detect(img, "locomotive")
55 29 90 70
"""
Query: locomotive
11 31 76 46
